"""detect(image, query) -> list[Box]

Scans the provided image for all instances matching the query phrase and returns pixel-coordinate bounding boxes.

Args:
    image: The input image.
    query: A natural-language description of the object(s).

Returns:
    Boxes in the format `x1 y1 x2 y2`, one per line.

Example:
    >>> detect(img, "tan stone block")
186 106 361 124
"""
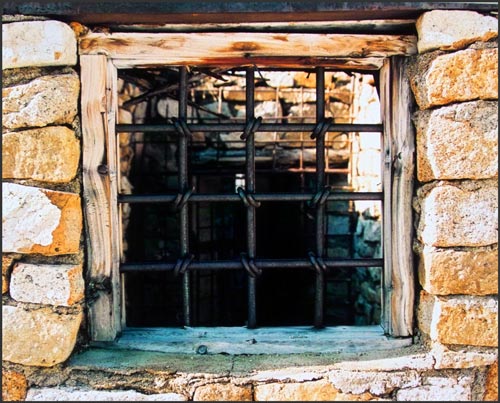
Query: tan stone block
2 255 14 294
410 48 498 110
2 126 80 183
2 20 77 69
26 388 187 401
418 246 498 295
2 368 27 401
328 369 420 395
10 263 84 306
414 101 498 182
417 183 498 247
396 376 472 400
193 383 252 401
484 361 498 401
2 183 82 255
436 352 498 371
254 381 378 401
417 290 435 337
2 305 83 366
2 72 79 130
419 293 498 347
416 10 498 53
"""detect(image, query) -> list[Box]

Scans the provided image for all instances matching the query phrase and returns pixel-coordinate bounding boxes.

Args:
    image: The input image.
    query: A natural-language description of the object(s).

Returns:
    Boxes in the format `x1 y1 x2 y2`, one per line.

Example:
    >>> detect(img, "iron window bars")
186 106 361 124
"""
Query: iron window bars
117 66 383 329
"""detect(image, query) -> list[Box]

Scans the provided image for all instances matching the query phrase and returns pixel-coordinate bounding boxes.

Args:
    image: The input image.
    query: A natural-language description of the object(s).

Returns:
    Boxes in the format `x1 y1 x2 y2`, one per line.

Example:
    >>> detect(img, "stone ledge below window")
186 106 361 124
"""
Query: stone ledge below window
70 325 417 374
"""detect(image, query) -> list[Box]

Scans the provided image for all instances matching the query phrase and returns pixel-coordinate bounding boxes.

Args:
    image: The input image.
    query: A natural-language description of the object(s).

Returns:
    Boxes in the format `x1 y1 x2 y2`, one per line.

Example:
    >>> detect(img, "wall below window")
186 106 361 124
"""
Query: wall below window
2 9 498 401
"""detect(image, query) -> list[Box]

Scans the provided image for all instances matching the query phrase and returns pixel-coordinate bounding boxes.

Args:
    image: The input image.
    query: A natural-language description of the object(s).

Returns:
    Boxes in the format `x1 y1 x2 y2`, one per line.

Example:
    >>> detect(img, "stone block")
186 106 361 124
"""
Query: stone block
26 387 187 401
2 183 82 255
2 369 27 401
418 292 498 347
2 20 77 69
418 246 498 295
483 361 498 401
416 183 498 247
328 369 420 395
414 101 498 181
2 305 83 366
430 344 498 369
410 48 498 110
2 126 80 183
396 376 472 401
2 72 79 130
10 263 84 306
193 383 252 401
254 381 379 401
416 10 498 53
2 255 14 294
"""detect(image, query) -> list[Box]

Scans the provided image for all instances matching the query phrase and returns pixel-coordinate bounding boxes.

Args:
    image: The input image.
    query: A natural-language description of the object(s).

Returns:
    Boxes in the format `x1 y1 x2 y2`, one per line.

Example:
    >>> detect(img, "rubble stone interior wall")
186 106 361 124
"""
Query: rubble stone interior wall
2 9 498 402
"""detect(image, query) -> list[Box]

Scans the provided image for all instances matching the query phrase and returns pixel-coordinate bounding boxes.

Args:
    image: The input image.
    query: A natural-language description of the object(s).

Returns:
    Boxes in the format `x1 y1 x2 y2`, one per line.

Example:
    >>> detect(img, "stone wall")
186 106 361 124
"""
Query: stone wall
2 10 498 402
2 19 84 400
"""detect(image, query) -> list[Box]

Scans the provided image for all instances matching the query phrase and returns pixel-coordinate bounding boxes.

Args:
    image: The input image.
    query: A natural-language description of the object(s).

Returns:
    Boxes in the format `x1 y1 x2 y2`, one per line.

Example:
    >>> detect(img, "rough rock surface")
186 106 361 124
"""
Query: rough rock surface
417 182 498 247
418 246 498 295
2 369 28 401
2 20 77 69
410 48 498 110
416 10 498 53
2 126 80 182
2 72 80 130
10 263 84 306
2 183 82 255
26 387 187 401
413 101 498 181
2 305 83 366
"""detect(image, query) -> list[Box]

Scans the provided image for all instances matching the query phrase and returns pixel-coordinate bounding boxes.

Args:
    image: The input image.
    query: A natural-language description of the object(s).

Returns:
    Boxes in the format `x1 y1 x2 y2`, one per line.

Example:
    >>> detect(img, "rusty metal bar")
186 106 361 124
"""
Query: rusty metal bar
246 67 258 329
314 66 326 328
118 191 383 204
178 66 191 326
116 122 382 133
121 258 384 272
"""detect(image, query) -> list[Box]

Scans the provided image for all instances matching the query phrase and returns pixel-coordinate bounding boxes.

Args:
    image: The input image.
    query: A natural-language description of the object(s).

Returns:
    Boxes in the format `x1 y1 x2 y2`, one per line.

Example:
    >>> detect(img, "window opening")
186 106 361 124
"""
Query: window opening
117 66 384 329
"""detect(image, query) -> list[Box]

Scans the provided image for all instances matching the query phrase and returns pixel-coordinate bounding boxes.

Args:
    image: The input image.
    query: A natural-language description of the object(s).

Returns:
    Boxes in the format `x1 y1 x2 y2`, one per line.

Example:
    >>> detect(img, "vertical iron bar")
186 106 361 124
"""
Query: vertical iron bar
314 67 326 328
246 67 258 328
178 66 191 326
191 175 198 325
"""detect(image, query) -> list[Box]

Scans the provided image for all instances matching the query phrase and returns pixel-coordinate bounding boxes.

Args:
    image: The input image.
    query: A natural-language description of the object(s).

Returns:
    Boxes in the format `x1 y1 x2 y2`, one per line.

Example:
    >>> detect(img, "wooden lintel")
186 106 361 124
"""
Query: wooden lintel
111 57 384 71
79 32 417 67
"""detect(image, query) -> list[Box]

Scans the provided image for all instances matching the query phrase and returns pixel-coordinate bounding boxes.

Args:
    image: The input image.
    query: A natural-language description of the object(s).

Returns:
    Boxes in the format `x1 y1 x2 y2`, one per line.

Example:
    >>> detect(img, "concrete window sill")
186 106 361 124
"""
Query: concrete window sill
94 325 412 355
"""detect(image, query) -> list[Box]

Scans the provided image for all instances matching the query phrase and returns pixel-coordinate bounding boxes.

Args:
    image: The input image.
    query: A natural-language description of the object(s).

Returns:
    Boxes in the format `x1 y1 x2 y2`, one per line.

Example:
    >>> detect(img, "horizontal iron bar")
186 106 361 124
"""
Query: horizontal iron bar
116 123 382 133
118 192 383 204
121 258 383 272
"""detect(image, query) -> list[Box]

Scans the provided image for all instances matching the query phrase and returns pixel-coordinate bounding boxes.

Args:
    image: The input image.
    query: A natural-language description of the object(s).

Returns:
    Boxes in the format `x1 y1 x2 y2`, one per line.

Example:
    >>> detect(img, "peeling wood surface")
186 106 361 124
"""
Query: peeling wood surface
389 57 415 337
105 59 124 336
81 55 120 341
380 59 393 336
380 57 415 337
79 32 417 68
99 326 413 355
111 57 385 71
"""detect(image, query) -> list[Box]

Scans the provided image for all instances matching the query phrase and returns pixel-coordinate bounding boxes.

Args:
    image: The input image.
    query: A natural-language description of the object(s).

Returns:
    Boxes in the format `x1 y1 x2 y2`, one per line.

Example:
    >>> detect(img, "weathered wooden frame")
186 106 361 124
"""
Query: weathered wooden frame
80 32 415 342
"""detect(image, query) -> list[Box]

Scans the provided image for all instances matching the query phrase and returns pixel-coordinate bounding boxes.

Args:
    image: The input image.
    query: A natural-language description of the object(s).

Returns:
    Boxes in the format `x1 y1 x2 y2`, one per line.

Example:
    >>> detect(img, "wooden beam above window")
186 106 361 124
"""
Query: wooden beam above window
79 32 417 69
